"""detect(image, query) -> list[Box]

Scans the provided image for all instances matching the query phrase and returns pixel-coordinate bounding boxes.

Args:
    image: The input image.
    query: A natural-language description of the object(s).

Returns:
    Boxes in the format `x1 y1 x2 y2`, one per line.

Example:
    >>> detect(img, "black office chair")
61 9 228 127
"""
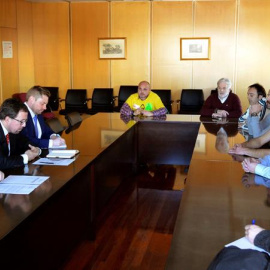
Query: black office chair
88 88 115 115
59 89 91 115
152 89 173 114
45 117 66 135
65 112 83 134
211 88 218 95
177 89 204 114
114 85 138 112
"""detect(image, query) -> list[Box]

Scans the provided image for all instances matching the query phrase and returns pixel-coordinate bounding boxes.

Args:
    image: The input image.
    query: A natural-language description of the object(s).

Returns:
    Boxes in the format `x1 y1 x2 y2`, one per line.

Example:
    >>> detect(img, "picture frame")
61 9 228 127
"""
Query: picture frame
180 37 211 60
101 129 125 148
98 38 127 59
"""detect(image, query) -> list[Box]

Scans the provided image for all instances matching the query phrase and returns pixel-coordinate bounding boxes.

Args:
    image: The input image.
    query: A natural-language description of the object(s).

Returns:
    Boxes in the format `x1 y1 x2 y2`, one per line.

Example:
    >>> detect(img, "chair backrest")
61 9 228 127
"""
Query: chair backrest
152 89 172 113
91 88 114 112
211 88 217 95
45 117 65 135
65 89 89 113
117 85 138 108
12 93 27 103
42 86 59 111
65 112 82 134
179 89 204 114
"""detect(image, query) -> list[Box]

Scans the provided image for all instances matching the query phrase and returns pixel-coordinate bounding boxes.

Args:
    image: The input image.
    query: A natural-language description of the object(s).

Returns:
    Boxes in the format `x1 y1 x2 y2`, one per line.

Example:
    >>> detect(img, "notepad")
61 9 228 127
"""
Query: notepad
46 149 79 159
225 237 270 256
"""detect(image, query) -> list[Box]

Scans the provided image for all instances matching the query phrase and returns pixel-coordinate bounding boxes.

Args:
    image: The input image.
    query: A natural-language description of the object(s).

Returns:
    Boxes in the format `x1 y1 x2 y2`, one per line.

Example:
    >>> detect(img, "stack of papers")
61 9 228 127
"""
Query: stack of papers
49 144 67 149
0 175 49 194
46 149 79 159
33 158 75 166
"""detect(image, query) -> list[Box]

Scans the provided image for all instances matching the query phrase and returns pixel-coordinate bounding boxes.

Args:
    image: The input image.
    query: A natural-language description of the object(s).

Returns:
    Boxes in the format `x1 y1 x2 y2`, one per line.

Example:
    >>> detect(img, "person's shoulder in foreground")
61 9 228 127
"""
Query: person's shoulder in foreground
21 85 66 149
200 78 242 118
120 81 167 117
0 98 40 169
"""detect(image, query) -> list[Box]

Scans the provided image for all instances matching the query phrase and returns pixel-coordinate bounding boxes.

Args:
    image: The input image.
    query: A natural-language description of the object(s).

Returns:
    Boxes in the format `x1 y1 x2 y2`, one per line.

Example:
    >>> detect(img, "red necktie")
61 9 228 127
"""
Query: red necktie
6 134 10 145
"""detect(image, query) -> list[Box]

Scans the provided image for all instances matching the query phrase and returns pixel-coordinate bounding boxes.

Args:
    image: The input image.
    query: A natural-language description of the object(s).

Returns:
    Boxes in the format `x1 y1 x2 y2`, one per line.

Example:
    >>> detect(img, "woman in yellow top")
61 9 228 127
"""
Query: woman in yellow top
120 81 167 116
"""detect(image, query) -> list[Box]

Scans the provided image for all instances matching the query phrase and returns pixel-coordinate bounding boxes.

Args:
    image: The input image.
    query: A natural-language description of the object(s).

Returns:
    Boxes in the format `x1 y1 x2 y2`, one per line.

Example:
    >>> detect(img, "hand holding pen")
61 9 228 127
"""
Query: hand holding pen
245 220 265 245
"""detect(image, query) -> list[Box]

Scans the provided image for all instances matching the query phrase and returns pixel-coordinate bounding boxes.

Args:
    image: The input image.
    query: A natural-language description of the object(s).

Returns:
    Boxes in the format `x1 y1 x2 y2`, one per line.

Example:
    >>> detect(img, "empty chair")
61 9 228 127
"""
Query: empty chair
177 89 204 114
65 112 83 134
45 117 66 135
88 88 114 115
59 89 91 115
42 86 60 111
152 89 173 114
114 85 138 112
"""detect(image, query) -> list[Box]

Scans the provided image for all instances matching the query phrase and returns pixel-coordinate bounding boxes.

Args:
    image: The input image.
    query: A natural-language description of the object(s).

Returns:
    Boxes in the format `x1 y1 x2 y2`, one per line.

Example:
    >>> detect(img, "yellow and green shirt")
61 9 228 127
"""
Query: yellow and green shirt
125 91 165 112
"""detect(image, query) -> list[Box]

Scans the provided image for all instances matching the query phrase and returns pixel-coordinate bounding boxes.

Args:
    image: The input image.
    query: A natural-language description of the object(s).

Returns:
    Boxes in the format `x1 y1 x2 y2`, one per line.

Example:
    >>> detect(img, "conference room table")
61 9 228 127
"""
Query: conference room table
0 112 268 269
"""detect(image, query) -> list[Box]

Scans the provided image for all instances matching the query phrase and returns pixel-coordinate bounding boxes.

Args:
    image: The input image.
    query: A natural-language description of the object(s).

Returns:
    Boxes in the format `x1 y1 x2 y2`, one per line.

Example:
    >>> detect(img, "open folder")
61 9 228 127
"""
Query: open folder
46 149 79 159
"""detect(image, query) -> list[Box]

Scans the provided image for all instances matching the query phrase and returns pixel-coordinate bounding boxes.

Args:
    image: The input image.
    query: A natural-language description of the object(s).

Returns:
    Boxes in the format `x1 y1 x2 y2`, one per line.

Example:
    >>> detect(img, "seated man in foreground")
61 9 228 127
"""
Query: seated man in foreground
21 85 66 149
120 81 167 116
200 78 242 118
0 98 40 169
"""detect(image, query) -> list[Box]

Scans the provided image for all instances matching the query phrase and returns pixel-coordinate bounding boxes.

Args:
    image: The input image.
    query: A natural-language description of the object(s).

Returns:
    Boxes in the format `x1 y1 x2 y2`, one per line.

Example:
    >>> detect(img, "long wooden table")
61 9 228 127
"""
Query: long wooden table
1 113 263 270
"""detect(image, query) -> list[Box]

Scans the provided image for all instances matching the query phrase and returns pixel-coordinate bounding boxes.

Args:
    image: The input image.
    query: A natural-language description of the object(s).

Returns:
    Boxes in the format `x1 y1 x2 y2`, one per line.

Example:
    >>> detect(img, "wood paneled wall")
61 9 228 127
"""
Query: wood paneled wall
1 0 270 111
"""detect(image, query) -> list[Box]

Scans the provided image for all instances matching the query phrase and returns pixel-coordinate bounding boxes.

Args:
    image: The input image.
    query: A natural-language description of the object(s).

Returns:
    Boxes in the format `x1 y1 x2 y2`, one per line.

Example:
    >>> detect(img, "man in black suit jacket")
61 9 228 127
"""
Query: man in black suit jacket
0 98 40 169
21 86 66 149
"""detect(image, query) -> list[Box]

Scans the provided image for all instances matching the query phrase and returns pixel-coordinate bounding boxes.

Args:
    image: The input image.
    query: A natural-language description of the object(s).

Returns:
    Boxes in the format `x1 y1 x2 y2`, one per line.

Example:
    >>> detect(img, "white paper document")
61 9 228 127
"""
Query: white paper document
46 149 79 159
33 157 75 166
225 237 270 256
0 175 49 195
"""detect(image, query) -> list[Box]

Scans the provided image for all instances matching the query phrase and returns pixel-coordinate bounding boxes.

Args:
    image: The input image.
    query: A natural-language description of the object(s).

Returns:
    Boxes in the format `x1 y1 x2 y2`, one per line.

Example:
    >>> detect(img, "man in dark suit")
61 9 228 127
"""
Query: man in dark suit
21 86 66 149
0 98 40 169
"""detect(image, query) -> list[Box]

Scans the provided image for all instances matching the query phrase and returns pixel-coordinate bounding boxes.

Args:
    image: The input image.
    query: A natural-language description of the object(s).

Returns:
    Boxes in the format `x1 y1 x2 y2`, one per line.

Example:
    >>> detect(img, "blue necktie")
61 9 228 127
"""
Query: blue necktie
33 115 39 138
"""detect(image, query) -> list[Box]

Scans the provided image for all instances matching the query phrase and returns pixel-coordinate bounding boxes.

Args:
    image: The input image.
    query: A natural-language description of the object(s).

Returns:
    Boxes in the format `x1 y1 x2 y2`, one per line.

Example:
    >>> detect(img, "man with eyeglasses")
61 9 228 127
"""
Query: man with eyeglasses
21 86 66 149
0 98 40 169
200 78 242 118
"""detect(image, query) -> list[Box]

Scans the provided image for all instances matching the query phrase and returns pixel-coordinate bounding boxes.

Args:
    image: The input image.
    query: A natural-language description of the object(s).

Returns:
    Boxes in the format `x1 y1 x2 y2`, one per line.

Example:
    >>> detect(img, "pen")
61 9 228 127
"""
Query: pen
252 219 256 225
39 162 54 165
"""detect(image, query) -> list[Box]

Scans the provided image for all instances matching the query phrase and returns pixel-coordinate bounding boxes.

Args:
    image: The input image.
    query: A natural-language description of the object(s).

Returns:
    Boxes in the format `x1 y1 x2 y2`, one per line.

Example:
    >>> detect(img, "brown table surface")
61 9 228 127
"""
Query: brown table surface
0 112 257 270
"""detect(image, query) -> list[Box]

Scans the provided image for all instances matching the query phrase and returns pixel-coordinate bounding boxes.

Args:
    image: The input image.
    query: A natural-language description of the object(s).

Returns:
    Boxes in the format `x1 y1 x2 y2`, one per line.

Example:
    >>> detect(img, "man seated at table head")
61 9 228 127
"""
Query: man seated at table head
120 81 167 117
0 98 40 169
21 85 66 149
200 78 242 119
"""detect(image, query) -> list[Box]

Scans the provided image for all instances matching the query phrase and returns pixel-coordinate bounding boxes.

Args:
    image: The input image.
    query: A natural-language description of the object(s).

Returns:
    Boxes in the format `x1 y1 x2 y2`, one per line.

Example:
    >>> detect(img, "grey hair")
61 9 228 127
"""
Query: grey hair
217 78 232 90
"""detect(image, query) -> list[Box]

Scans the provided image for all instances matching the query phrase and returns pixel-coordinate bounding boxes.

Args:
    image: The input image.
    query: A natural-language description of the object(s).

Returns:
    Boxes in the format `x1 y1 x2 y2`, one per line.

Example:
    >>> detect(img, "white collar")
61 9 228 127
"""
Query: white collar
24 102 36 118
218 93 229 104
0 121 8 136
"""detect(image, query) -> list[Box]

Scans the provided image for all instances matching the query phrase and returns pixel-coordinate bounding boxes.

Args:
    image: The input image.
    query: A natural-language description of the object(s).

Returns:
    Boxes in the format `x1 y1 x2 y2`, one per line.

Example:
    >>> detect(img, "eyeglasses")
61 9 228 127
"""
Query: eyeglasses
11 118 27 125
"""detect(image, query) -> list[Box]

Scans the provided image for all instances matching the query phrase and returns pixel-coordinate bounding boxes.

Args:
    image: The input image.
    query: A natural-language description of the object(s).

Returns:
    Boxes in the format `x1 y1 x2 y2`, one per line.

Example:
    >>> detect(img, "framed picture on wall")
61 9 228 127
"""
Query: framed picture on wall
98 38 127 59
180 37 211 60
